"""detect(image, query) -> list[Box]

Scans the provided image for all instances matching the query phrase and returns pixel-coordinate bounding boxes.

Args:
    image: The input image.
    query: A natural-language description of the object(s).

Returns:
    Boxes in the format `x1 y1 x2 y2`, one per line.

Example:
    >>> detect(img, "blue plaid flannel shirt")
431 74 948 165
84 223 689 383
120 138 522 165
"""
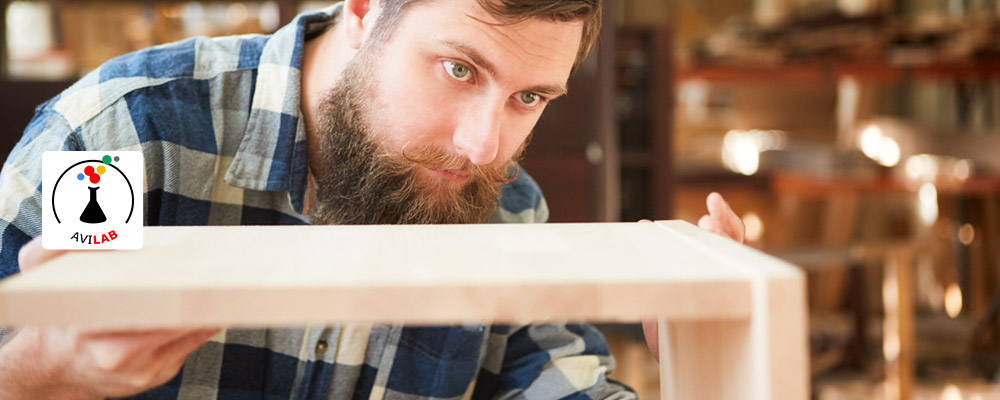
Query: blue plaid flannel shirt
0 4 637 399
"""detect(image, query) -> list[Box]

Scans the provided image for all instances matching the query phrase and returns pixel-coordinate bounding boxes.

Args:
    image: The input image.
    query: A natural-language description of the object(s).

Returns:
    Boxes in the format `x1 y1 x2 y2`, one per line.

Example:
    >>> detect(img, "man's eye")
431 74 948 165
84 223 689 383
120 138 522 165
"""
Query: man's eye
443 61 472 82
518 92 540 106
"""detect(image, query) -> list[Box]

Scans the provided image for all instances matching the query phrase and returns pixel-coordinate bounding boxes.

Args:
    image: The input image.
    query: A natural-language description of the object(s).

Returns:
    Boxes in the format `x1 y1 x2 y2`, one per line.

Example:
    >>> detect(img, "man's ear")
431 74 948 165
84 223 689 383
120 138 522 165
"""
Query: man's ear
343 0 380 50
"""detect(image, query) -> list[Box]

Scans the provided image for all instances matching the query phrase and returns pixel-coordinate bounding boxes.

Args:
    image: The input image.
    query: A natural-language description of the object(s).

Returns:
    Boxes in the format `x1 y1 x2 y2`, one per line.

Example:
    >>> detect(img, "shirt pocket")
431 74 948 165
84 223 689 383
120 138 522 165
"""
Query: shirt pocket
398 325 486 362
386 326 486 398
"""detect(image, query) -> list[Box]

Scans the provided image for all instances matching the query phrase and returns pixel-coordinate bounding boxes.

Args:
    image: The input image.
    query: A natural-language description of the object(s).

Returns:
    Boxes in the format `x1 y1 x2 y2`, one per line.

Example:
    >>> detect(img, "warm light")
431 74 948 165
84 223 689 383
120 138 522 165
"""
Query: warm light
883 264 899 361
857 125 901 167
859 125 883 159
958 223 975 246
679 79 710 124
929 284 944 312
954 159 972 181
903 154 973 184
941 383 962 400
227 3 249 26
181 2 207 34
162 6 183 19
877 137 900 167
722 130 787 176
945 283 963 318
883 272 898 309
733 138 759 175
259 2 281 32
722 130 759 176
183 2 205 19
904 154 938 182
881 381 899 400
883 331 900 361
756 129 787 151
919 183 939 226
742 212 764 242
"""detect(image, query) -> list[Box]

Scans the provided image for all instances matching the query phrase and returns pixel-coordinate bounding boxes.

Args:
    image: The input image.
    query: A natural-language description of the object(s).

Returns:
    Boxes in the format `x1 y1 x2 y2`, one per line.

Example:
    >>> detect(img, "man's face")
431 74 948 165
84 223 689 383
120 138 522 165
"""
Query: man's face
312 0 584 225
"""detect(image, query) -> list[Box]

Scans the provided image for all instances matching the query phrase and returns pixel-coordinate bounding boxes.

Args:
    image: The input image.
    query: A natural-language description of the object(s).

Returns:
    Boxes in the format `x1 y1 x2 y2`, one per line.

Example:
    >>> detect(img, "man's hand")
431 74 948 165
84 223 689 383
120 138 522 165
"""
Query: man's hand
641 192 745 362
0 237 219 399
695 192 745 244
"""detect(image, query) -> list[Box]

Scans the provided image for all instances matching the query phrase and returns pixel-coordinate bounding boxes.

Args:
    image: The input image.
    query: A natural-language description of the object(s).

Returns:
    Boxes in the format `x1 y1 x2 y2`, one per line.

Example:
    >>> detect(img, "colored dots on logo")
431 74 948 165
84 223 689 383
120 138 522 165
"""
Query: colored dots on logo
81 155 115 185
83 165 100 184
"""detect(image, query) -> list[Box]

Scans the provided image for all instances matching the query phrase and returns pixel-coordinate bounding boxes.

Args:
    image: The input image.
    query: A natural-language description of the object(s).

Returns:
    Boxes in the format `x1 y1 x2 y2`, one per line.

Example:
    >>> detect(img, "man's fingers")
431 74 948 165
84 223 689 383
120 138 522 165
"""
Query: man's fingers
17 236 68 272
80 328 200 341
86 329 206 373
144 330 219 390
697 214 720 234
153 329 218 362
705 192 745 243
87 328 217 391
641 319 659 362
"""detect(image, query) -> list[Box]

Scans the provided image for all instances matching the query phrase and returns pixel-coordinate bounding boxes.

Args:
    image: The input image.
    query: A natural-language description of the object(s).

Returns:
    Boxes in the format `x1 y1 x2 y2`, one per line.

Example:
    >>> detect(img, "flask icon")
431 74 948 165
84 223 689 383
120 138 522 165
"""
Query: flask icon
80 186 107 224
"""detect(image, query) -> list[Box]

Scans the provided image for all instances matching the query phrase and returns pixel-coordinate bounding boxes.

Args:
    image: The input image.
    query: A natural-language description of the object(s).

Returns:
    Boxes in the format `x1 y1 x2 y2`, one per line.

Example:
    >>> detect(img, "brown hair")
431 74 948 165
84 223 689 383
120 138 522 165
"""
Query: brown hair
368 0 602 73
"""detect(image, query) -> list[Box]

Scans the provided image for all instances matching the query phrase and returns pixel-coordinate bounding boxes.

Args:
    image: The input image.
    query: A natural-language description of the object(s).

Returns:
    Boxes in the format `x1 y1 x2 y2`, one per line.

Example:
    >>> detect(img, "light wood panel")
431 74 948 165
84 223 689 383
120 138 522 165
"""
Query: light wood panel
0 220 808 399
657 222 809 400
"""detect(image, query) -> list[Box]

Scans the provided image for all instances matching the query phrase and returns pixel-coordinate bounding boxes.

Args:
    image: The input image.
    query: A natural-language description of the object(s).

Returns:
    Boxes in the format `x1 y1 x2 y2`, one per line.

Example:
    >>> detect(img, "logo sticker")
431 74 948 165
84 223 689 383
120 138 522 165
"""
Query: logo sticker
42 151 143 250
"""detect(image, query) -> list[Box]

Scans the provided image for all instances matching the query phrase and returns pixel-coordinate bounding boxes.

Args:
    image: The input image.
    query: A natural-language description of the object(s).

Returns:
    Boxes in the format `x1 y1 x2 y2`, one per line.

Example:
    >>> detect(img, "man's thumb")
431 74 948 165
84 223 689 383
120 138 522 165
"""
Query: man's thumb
17 236 68 272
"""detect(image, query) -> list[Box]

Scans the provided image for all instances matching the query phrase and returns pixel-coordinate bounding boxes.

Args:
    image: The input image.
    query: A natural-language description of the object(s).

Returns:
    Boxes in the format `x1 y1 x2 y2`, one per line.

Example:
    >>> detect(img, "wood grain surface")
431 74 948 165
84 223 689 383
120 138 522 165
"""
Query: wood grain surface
0 221 787 329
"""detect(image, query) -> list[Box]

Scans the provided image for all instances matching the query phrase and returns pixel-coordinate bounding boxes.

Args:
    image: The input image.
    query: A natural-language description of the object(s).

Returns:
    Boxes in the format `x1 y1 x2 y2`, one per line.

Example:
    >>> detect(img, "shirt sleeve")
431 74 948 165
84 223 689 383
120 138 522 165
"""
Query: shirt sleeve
487 323 638 399
0 103 80 280
0 103 80 347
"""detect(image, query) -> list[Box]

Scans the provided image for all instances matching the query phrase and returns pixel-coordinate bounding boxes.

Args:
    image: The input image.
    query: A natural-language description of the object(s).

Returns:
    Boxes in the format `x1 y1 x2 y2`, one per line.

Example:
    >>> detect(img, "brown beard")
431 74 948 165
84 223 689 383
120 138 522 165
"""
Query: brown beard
310 46 522 225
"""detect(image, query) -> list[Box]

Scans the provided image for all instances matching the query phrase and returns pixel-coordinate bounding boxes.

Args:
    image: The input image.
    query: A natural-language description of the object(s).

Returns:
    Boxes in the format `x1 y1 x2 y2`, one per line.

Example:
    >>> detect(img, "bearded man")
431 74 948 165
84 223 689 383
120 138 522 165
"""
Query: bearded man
0 0 745 398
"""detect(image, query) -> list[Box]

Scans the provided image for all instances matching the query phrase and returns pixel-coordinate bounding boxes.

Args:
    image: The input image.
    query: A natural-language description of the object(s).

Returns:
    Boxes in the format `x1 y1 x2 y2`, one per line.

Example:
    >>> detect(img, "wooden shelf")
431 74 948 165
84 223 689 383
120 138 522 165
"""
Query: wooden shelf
677 59 1000 84
677 63 828 84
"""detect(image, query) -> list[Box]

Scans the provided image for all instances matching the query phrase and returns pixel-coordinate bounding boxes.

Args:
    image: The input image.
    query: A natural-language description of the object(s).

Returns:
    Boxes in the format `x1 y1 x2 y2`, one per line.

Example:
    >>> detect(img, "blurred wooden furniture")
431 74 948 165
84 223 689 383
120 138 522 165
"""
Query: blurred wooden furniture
615 26 674 222
770 171 917 399
770 171 1000 399
0 222 808 399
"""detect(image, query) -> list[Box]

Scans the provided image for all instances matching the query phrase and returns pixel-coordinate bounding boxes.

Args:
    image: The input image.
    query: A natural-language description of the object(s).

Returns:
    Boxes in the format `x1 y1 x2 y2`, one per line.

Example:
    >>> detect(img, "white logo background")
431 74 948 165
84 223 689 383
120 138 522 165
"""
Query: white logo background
42 151 143 250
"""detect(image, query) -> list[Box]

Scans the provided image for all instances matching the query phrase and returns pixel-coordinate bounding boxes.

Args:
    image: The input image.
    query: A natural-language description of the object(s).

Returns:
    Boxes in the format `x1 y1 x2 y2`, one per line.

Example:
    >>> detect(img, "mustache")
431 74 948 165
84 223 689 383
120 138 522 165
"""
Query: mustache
388 143 521 184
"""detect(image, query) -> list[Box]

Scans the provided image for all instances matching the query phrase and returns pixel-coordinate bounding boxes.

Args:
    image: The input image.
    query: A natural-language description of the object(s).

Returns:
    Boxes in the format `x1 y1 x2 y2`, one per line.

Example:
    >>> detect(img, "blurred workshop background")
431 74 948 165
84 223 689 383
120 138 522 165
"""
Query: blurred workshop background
4 0 1000 398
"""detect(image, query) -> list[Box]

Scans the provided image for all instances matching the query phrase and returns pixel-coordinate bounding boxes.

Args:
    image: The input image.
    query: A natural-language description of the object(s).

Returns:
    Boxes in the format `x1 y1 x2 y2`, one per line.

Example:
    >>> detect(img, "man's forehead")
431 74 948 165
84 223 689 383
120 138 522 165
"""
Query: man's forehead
398 0 583 79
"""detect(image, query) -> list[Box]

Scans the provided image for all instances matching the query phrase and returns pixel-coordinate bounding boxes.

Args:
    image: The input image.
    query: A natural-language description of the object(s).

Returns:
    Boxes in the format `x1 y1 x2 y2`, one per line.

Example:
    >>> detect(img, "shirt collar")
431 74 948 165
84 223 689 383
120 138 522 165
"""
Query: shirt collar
225 3 343 214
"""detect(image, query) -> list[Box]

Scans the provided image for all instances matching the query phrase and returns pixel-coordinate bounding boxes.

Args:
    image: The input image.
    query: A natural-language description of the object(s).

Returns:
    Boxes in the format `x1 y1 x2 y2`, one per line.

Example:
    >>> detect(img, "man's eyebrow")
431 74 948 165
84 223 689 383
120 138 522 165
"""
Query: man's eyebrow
524 84 568 98
444 40 497 77
442 40 568 98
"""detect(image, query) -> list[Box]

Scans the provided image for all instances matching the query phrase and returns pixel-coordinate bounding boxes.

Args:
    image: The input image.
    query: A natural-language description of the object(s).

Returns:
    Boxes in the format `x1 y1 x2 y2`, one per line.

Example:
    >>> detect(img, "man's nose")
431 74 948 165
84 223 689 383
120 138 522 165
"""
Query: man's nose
452 99 503 166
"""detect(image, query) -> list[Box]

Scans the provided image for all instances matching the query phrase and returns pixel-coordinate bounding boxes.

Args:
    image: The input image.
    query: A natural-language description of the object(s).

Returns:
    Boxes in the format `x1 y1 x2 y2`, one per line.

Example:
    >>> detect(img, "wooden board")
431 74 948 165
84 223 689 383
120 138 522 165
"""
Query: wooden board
0 221 773 327
0 220 809 399
657 221 809 400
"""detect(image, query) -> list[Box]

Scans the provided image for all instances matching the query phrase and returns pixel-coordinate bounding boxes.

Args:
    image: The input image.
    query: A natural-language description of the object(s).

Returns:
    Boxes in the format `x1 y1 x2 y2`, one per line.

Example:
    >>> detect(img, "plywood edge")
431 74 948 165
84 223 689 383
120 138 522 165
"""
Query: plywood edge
766 272 810 399
654 220 804 280
655 220 810 399
0 280 753 329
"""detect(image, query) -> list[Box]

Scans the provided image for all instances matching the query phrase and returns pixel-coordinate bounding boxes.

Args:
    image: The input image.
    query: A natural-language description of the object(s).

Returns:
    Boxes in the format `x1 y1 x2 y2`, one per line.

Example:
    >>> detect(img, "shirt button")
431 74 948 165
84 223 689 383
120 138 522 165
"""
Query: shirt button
315 340 328 355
